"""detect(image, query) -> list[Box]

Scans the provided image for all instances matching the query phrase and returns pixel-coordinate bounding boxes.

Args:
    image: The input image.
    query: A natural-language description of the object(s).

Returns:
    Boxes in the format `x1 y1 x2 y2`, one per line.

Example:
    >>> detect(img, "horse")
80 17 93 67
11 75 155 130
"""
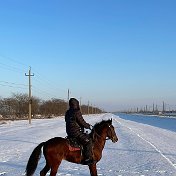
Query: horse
25 119 118 176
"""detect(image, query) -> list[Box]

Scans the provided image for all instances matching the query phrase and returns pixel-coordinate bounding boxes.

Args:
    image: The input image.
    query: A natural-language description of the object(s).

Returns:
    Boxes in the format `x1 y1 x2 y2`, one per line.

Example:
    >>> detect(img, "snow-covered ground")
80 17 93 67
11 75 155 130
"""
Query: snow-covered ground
0 113 176 176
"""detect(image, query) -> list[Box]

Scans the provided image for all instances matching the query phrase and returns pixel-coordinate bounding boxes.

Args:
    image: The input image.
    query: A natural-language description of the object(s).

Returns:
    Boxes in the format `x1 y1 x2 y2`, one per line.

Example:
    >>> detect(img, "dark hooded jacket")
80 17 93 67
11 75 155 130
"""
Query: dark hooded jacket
65 98 90 138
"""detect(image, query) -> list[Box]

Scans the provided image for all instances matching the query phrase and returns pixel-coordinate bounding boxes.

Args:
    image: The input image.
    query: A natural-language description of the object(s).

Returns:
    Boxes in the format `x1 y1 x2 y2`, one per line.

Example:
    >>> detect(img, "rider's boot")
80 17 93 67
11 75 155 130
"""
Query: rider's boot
82 139 95 165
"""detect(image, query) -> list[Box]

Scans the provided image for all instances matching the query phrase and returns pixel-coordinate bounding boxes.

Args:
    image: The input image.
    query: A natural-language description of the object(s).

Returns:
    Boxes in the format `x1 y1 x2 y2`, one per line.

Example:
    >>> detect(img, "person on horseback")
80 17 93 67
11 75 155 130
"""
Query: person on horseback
65 98 94 165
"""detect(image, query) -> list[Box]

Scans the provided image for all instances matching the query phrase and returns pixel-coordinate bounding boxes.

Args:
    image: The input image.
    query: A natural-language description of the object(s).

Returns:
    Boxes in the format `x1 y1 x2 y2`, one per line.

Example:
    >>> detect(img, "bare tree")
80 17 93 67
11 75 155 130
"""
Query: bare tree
0 93 102 120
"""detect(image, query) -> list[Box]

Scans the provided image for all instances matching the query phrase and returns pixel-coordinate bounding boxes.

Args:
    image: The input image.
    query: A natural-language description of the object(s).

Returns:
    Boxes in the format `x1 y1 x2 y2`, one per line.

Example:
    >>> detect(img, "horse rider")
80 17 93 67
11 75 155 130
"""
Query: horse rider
65 98 94 165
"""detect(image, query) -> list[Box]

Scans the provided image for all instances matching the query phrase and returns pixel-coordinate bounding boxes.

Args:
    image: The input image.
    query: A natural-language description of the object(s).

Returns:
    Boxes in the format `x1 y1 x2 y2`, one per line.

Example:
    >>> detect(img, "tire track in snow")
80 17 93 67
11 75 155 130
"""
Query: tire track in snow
114 118 176 171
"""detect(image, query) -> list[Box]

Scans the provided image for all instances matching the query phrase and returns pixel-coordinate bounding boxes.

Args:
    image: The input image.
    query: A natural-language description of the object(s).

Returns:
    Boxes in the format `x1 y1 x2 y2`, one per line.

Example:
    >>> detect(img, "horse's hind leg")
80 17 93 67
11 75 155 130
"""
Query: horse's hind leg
89 163 98 176
49 161 61 176
40 163 50 176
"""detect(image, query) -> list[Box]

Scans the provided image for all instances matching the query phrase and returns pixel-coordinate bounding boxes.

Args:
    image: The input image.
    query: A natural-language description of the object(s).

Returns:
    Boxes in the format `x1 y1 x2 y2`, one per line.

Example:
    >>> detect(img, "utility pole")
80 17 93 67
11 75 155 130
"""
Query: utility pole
80 97 82 112
153 103 155 113
91 104 93 114
88 101 89 115
67 89 70 109
155 104 158 112
162 101 165 113
25 67 34 124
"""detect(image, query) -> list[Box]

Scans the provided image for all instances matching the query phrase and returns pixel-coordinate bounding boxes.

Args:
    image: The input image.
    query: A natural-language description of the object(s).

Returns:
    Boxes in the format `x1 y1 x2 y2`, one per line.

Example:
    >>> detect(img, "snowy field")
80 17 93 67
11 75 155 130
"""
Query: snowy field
0 113 176 176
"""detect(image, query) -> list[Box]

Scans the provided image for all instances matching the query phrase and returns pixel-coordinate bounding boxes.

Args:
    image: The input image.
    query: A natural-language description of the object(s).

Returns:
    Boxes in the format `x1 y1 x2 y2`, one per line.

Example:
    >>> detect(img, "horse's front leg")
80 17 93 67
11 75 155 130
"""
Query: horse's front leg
89 163 97 176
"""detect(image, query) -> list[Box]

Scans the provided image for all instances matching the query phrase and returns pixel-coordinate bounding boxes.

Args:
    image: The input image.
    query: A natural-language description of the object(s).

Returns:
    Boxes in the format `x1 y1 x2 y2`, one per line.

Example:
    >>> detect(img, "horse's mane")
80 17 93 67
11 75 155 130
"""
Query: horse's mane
93 119 112 129
90 119 112 137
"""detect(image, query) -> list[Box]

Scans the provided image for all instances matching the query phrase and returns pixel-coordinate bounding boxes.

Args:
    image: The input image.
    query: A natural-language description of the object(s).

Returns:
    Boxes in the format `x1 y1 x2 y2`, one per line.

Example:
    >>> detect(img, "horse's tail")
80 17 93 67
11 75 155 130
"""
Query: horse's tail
25 142 45 176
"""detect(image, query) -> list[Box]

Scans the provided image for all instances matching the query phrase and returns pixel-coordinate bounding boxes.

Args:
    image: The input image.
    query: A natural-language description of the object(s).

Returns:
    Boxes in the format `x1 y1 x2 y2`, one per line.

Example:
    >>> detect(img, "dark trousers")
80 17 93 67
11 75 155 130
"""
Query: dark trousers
83 138 93 160
77 133 93 160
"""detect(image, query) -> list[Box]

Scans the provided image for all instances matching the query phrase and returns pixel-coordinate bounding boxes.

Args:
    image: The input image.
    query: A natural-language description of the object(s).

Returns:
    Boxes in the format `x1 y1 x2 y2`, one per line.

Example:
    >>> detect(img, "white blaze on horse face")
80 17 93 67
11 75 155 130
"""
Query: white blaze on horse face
108 125 118 143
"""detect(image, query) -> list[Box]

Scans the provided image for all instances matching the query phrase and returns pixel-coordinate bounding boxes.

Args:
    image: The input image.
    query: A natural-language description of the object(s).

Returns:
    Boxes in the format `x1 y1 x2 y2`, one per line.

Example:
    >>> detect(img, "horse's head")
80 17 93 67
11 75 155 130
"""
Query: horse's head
105 119 118 143
91 119 118 143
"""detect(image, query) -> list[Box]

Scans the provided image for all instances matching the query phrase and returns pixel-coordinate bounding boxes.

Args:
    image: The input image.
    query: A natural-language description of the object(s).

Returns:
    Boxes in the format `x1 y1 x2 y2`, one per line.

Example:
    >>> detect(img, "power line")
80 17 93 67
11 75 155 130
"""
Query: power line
0 54 68 102
0 81 27 87
0 83 27 90
32 69 66 93
32 86 65 100
0 54 27 67
0 62 26 73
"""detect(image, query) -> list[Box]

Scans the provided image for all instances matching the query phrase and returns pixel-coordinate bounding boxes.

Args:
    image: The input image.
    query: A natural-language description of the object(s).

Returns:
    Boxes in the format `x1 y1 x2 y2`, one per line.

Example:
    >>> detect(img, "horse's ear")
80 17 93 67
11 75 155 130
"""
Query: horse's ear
110 118 112 124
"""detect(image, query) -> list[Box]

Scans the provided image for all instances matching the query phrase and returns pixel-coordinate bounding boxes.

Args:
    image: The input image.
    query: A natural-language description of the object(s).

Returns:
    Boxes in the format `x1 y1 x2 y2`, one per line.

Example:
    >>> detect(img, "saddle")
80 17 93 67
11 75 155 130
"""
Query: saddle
66 136 96 165
66 137 83 152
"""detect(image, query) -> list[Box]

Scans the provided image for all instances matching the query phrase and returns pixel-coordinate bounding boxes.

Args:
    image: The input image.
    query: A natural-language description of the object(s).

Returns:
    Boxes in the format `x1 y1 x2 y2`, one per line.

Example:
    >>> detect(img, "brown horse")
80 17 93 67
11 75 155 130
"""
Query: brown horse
25 119 118 176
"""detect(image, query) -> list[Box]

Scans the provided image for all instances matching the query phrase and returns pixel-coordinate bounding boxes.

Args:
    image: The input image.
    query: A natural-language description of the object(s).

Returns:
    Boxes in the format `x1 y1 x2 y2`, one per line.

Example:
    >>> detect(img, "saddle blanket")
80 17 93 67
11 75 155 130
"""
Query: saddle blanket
68 145 81 151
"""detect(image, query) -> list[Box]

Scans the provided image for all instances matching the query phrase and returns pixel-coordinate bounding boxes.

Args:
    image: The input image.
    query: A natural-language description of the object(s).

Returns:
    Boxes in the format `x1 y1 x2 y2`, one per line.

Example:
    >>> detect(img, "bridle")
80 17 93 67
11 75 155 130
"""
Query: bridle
92 124 115 141
106 124 116 140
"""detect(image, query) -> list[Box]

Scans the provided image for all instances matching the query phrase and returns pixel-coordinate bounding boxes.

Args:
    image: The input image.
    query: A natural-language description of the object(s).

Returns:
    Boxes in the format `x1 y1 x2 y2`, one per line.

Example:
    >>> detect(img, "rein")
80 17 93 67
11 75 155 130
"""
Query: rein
92 129 104 149
92 125 112 141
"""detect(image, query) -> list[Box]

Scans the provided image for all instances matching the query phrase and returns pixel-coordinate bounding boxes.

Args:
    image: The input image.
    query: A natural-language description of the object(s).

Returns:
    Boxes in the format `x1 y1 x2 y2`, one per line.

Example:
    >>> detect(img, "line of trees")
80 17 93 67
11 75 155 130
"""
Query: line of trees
0 93 103 120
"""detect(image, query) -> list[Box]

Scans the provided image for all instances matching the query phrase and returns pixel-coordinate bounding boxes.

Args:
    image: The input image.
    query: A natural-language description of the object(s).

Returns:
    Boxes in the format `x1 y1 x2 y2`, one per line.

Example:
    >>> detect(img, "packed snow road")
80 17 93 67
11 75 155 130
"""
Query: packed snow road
0 113 176 176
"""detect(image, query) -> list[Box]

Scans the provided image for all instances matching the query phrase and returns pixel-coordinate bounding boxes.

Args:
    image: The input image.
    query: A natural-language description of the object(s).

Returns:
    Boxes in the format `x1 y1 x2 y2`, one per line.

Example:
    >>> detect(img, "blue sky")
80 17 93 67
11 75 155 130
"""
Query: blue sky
0 0 176 112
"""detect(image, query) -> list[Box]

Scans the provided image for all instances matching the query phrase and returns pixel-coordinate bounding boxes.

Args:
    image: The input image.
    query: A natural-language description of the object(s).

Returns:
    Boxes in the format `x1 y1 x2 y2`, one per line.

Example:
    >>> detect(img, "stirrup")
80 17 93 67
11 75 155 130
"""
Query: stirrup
81 158 96 165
